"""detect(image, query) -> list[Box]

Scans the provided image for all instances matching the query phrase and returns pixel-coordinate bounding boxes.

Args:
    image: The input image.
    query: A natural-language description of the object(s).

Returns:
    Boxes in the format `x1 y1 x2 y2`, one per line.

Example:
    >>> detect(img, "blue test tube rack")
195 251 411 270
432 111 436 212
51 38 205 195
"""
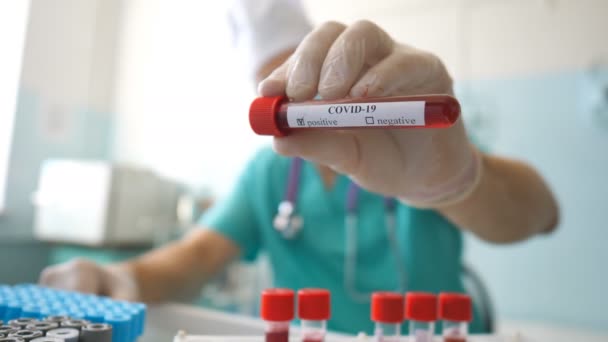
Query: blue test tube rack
0 284 146 342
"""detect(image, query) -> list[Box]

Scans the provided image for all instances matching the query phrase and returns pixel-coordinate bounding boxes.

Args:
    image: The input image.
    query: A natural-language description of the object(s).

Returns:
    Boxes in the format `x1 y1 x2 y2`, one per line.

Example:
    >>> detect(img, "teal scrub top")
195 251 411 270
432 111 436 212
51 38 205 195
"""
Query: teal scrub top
199 147 484 334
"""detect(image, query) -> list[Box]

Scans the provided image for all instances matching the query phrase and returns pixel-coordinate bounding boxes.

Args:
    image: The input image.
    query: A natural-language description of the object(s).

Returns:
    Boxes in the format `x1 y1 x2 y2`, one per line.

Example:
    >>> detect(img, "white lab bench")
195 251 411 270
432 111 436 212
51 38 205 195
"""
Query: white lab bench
142 303 608 342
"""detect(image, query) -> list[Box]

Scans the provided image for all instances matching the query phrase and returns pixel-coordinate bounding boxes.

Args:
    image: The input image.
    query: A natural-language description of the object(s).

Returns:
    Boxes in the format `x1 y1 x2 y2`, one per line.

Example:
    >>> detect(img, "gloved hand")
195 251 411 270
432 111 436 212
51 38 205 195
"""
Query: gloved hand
39 258 139 301
258 20 483 208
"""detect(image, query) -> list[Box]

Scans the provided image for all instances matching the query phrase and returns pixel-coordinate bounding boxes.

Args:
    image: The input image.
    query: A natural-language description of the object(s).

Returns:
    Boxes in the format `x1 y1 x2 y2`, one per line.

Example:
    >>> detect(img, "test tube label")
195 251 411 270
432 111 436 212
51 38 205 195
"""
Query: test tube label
286 101 425 128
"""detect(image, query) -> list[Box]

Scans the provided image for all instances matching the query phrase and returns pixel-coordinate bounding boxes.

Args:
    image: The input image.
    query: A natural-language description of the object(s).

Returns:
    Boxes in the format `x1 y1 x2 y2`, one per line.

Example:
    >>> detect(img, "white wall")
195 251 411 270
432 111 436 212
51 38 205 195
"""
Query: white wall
20 0 122 113
1 0 122 238
111 1 270 195
0 1 30 211
304 0 608 79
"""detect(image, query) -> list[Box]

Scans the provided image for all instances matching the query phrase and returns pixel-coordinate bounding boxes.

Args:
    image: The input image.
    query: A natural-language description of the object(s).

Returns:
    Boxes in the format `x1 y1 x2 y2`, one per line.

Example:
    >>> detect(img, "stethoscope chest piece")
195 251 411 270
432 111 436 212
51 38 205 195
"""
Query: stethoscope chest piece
273 200 303 239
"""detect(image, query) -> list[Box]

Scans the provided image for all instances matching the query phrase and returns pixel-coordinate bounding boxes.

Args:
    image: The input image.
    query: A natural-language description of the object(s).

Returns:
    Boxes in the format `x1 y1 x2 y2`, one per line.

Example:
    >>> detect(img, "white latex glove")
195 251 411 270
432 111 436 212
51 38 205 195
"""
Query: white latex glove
226 0 313 81
39 258 139 301
258 20 483 208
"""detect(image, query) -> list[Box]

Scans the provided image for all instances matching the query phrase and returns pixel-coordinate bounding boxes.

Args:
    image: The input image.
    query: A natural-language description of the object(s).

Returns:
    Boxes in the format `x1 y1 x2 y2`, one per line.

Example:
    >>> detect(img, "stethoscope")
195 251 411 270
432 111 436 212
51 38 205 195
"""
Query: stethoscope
273 157 408 302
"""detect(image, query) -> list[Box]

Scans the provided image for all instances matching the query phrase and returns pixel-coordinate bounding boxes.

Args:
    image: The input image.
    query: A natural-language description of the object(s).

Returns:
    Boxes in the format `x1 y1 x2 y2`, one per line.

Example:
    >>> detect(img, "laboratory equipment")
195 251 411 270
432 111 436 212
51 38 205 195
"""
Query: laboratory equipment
260 289 295 342
42 317 69 324
0 284 145 342
405 293 437 342
81 324 113 342
249 95 460 136
31 338 63 342
46 328 79 342
60 320 90 331
147 296 537 342
8 330 42 341
23 323 56 335
297 289 330 342
7 320 35 330
0 327 17 336
439 293 472 342
370 292 404 342
32 160 182 246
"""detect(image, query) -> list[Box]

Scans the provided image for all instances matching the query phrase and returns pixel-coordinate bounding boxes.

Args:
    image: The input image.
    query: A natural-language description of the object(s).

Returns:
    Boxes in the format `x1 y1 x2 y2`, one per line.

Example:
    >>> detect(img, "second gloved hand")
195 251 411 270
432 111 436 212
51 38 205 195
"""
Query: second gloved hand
39 258 140 301
258 20 482 208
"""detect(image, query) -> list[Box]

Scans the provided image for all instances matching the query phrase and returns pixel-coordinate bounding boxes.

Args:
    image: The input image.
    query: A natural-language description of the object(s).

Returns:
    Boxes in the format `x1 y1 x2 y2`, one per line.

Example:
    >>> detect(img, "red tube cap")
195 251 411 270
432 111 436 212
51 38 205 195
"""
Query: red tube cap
249 96 286 136
438 293 472 322
371 292 404 324
405 292 437 322
261 288 295 321
298 289 330 320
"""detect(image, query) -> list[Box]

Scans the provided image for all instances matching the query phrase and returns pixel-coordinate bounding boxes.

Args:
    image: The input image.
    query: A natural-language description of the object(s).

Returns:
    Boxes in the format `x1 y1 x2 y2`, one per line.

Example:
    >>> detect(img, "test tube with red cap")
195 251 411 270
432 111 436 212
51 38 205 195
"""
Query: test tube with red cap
371 292 404 342
405 292 437 342
249 95 460 136
438 293 472 342
298 289 330 342
261 288 295 342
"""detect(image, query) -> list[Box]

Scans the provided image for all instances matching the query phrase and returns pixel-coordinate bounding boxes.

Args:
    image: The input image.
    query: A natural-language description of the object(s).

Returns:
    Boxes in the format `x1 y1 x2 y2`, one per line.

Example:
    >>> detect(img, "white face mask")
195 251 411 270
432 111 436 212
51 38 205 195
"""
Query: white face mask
226 0 313 81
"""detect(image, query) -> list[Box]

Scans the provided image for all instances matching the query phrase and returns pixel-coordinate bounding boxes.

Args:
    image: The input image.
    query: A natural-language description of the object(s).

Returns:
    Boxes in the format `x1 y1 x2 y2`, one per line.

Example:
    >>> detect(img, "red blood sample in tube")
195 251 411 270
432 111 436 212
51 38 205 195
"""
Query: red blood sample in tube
266 330 290 342
261 288 295 342
371 292 404 342
302 335 324 342
298 289 330 342
444 338 467 342
439 292 472 342
405 292 437 342
249 95 460 136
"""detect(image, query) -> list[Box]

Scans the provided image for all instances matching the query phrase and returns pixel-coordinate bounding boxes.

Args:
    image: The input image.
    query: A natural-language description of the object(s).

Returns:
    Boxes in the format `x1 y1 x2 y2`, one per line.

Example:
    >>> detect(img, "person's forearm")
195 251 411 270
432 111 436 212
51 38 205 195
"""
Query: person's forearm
115 229 238 303
439 153 559 243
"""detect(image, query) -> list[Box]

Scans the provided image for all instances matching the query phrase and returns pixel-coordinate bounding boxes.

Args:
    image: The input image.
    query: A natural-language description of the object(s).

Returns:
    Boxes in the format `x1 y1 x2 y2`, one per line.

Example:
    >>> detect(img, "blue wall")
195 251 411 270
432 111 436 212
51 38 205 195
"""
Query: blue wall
458 67 608 331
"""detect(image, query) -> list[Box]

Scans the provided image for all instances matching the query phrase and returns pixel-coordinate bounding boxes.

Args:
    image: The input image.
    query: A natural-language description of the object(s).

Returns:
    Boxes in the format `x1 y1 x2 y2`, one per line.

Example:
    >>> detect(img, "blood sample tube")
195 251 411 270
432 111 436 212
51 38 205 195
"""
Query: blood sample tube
405 292 437 342
30 338 64 342
59 319 90 331
80 324 112 342
249 95 460 136
438 293 472 342
261 289 295 342
8 330 43 342
41 317 70 325
46 329 79 342
25 322 58 335
0 338 25 342
7 319 38 330
0 327 18 337
371 292 404 342
297 289 330 342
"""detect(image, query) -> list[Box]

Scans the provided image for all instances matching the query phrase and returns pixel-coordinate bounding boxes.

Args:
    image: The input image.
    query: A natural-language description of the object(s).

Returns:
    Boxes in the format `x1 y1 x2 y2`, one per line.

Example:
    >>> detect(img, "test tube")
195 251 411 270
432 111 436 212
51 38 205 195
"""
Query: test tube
260 289 295 342
438 293 472 342
26 322 58 335
405 292 437 342
249 94 460 136
371 292 404 342
297 289 330 342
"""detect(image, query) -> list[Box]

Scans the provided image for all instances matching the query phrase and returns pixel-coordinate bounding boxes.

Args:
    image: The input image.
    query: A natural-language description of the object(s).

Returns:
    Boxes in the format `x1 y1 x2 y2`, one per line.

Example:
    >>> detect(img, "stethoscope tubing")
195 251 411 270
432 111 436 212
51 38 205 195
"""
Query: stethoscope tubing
276 157 408 301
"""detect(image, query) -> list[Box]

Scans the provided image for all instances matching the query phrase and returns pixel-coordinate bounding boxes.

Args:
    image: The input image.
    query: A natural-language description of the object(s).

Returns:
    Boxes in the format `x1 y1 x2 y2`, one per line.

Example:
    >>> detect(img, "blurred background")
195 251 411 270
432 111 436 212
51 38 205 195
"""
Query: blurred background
1 0 607 337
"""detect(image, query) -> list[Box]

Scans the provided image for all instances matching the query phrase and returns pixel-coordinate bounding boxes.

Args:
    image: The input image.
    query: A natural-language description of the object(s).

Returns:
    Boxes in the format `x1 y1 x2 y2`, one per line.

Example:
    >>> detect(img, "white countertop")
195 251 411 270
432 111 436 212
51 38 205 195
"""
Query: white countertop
142 303 608 342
